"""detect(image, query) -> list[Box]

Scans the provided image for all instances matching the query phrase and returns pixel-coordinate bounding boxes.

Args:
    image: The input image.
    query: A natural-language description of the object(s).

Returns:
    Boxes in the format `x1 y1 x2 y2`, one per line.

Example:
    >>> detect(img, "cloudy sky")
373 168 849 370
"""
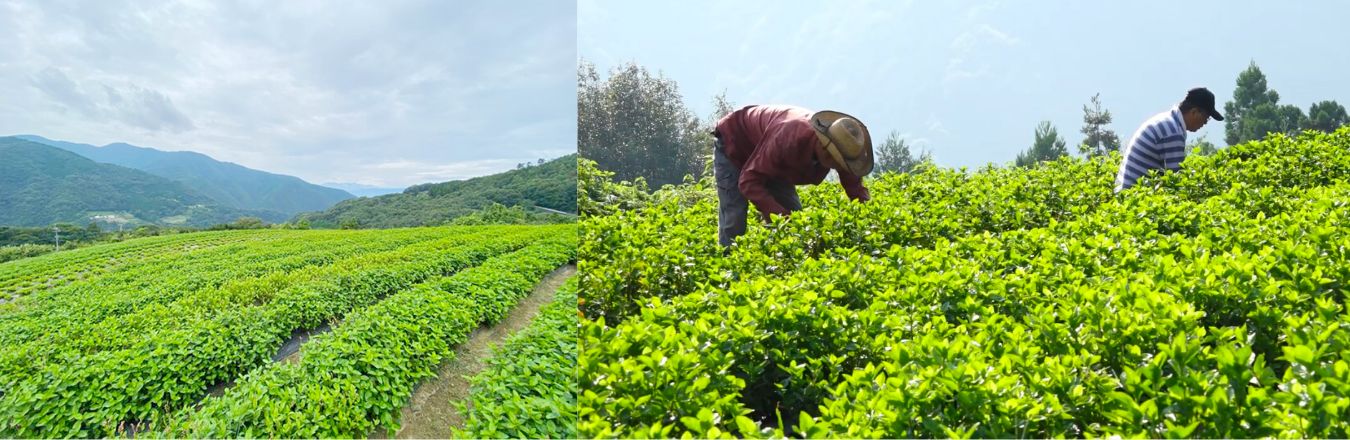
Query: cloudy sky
1 0 576 188
580 0 1350 169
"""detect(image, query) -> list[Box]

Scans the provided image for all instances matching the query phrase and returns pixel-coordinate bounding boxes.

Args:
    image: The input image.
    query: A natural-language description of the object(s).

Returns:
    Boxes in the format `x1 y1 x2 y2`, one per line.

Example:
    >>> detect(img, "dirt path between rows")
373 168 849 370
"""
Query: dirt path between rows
371 264 576 439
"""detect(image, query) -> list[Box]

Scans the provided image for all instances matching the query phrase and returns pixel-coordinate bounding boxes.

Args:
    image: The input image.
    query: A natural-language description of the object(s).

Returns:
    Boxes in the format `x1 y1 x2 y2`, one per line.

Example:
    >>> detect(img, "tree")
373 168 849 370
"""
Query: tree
578 59 704 187
1188 134 1219 156
1224 61 1305 145
693 90 740 177
1078 93 1120 157
578 157 653 217
1308 100 1349 133
1015 121 1068 167
875 131 933 174
709 91 737 122
451 203 525 225
1278 105 1309 134
133 225 160 237
339 218 361 230
231 217 265 229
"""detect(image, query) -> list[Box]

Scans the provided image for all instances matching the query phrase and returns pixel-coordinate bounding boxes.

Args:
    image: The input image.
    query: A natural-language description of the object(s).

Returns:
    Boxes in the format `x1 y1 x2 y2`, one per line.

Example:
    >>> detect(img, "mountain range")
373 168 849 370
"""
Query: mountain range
298 154 578 228
13 135 353 218
318 182 406 198
0 137 283 227
2 135 577 229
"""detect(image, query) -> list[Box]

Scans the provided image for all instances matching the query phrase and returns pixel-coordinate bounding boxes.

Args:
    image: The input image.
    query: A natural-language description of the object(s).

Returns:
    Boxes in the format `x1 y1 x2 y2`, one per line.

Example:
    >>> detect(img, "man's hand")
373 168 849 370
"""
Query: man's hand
760 210 789 223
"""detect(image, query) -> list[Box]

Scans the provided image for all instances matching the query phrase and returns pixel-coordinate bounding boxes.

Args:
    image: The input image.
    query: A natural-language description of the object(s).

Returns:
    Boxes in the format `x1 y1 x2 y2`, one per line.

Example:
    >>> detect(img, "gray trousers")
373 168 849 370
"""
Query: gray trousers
714 139 801 247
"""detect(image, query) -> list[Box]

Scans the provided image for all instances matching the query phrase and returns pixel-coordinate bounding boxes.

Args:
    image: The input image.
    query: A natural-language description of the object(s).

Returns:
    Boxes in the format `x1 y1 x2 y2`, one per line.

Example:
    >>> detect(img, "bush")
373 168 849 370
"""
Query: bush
579 127 1350 438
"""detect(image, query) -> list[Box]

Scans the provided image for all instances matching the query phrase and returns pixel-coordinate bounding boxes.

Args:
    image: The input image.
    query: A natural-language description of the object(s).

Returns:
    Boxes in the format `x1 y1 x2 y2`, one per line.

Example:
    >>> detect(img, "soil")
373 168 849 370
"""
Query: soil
370 264 576 439
277 322 334 364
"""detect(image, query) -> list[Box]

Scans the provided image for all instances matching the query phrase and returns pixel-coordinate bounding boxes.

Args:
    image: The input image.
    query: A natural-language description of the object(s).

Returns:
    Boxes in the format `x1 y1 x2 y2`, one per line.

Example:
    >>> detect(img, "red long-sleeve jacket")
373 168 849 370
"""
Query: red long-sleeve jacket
714 105 869 218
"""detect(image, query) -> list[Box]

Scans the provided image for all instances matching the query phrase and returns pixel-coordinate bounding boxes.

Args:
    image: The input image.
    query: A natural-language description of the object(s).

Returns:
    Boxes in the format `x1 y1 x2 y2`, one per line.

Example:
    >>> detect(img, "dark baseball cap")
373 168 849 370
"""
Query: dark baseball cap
1183 87 1224 121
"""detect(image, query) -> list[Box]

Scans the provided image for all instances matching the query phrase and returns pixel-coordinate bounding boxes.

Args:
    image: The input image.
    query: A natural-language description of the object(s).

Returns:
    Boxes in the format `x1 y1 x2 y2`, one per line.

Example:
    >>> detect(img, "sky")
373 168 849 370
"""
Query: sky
0 0 576 188
579 0 1350 170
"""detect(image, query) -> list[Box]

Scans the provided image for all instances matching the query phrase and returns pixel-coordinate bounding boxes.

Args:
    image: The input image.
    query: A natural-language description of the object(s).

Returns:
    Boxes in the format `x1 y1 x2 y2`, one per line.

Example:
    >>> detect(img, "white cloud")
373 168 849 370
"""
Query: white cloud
29 67 96 116
942 57 990 92
0 0 575 187
965 0 1002 20
29 66 195 133
356 158 521 187
980 24 1020 46
925 114 949 135
942 3 1018 94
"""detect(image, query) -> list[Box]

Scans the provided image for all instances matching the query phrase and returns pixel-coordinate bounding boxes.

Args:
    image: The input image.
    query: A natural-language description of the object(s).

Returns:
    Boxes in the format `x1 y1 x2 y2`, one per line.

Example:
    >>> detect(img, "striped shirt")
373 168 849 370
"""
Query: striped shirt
1115 107 1188 191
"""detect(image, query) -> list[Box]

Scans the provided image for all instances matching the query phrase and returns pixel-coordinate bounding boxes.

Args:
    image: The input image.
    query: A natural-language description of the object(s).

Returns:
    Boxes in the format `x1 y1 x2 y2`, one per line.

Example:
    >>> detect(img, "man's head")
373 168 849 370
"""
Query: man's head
1179 87 1225 132
809 111 874 176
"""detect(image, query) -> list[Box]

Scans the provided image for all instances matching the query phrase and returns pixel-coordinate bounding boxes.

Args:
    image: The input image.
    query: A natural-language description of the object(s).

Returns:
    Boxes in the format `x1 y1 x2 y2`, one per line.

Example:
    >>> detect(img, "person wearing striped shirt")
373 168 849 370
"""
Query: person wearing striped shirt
1115 87 1225 192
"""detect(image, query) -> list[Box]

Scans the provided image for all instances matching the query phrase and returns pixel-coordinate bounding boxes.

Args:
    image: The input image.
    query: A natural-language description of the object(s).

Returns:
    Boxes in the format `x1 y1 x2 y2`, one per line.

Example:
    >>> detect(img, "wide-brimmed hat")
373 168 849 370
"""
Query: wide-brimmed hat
810 110 874 177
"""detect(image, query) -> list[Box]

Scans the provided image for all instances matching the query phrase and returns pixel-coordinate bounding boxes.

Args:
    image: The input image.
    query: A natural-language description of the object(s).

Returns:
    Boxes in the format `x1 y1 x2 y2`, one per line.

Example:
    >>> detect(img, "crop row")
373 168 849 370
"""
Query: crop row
162 231 577 437
0 227 468 388
578 128 1350 438
579 128 1350 325
458 276 581 439
0 227 449 348
0 225 568 438
582 182 1350 437
0 230 264 299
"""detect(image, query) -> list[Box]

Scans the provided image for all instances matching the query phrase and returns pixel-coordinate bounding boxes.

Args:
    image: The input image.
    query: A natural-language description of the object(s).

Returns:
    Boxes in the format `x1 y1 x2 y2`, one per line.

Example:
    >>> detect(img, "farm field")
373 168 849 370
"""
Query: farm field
456 277 581 439
0 224 576 438
578 127 1350 438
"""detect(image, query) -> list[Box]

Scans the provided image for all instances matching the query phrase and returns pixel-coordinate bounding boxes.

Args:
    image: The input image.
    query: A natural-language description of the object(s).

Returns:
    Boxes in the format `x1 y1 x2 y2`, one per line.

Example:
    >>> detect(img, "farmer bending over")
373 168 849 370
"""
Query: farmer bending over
711 105 874 247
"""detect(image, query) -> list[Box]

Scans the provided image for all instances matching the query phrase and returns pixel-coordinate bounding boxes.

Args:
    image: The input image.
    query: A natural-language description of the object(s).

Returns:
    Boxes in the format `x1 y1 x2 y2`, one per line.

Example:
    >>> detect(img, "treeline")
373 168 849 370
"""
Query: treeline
0 201 575 264
448 203 575 226
1015 62 1348 167
0 223 106 246
298 154 578 229
0 220 291 263
575 60 944 188
402 154 576 210
0 222 201 264
580 60 1349 186
579 61 733 188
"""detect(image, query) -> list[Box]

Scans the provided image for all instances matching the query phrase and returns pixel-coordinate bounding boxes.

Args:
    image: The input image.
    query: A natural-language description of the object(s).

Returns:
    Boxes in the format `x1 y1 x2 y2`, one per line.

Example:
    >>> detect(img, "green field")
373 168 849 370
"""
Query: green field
0 224 576 438
458 277 581 439
578 127 1350 438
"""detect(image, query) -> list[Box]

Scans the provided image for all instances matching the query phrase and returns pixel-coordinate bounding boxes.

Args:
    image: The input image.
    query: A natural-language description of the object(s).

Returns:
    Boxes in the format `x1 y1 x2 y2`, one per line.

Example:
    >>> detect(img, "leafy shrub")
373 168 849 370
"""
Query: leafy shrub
579 127 1350 438
457 277 581 439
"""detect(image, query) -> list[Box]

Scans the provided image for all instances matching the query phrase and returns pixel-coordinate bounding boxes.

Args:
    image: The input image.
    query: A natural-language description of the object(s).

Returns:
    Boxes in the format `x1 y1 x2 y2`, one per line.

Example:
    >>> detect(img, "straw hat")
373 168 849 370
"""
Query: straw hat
809 110 874 177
